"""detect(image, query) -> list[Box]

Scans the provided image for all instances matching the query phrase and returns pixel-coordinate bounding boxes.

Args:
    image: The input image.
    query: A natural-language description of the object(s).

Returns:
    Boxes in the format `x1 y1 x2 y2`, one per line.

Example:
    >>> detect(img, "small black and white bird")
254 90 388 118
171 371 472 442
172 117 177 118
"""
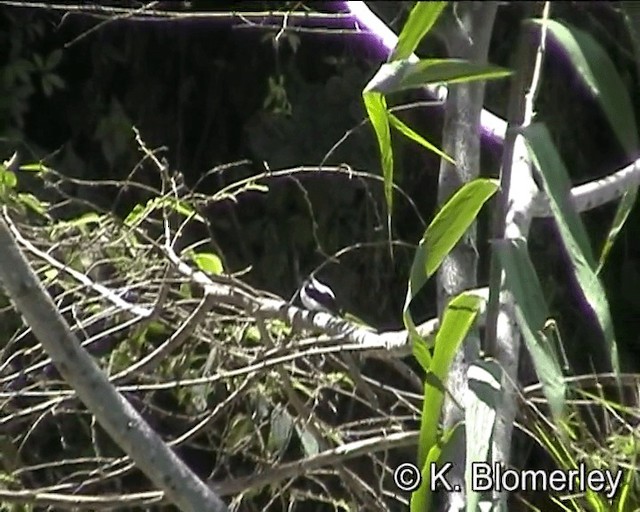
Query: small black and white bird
299 275 342 315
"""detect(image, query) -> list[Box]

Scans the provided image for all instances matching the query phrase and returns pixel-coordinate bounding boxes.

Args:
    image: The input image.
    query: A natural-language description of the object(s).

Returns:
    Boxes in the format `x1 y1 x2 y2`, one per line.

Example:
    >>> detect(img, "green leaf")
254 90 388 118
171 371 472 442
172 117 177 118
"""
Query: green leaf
18 193 48 216
495 237 566 422
365 59 512 96
389 113 455 164
533 19 639 155
411 423 463 512
45 73 65 91
403 179 497 352
403 237 432 356
363 91 394 232
411 334 432 373
390 2 447 61
156 196 205 223
226 414 253 452
424 178 498 279
41 76 53 97
124 196 205 227
295 424 320 457
465 360 502 512
124 203 147 227
596 6 640 273
33 53 44 69
612 461 635 511
0 169 17 188
268 406 294 456
596 187 638 273
54 212 103 231
19 162 50 174
416 292 483 467
190 252 224 276
522 123 619 375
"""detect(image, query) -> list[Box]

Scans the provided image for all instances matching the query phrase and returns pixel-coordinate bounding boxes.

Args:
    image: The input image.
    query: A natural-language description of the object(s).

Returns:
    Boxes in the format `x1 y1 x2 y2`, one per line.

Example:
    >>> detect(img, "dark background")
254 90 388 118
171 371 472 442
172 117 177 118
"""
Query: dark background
1 3 640 508
3 1 637 364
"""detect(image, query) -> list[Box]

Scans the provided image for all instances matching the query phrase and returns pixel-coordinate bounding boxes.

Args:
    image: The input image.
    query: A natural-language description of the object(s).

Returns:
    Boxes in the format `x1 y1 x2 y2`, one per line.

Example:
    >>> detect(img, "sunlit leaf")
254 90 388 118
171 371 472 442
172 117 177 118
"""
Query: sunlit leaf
191 252 224 276
17 193 48 216
389 113 454 164
19 162 51 174
390 2 447 61
363 90 393 234
403 179 496 353
597 188 638 273
0 169 17 188
424 178 498 279
403 237 432 354
365 59 511 96
124 203 148 227
411 423 462 512
416 292 483 467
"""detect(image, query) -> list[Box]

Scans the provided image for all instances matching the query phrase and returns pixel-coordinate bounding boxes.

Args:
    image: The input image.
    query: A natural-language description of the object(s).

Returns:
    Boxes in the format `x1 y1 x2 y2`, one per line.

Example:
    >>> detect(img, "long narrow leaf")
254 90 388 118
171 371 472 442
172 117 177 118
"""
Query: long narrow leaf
403 179 497 352
390 2 447 61
533 19 638 154
404 239 433 363
424 178 498 279
495 237 566 422
597 4 640 272
410 423 463 512
365 59 511 96
522 123 620 375
465 360 502 512
389 113 455 164
416 292 483 468
362 91 394 236
535 17 640 274
596 188 638 273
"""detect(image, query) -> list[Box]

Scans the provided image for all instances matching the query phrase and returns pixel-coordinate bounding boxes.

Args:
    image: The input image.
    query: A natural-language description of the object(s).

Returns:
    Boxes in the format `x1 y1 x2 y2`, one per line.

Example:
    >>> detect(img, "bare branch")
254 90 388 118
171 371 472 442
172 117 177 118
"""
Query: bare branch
0 209 228 512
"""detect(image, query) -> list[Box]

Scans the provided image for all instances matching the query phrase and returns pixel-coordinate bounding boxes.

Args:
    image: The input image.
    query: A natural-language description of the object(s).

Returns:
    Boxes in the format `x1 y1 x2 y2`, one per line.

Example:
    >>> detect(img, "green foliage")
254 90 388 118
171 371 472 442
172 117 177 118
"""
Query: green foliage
367 59 512 95
416 423 462 512
411 292 484 512
496 237 566 423
522 123 619 375
388 113 454 164
533 19 638 155
189 251 225 276
124 196 205 228
390 2 448 61
527 380 640 511
464 360 502 512
403 178 498 354
3 3 640 510
534 18 640 274
0 157 50 217
363 10 511 233
31 50 65 98
362 92 393 229
263 74 292 116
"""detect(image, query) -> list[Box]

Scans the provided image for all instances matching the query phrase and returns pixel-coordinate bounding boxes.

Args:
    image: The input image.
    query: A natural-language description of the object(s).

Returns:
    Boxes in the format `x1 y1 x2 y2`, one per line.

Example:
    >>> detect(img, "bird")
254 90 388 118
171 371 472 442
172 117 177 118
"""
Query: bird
299 275 342 315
